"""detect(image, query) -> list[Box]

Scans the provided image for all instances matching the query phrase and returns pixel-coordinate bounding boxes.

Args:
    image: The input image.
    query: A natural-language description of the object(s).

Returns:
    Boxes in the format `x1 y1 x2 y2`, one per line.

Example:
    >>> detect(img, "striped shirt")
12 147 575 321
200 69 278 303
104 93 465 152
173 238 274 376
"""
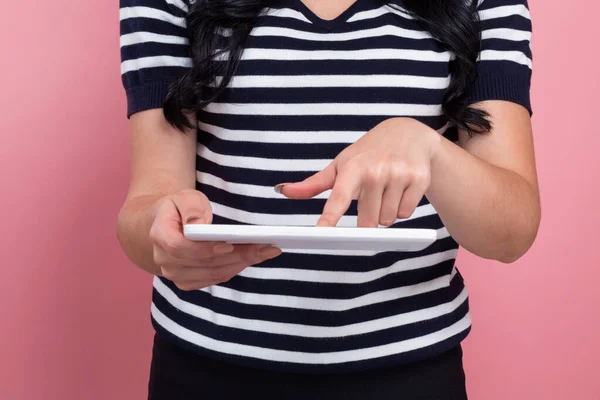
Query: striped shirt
120 0 532 372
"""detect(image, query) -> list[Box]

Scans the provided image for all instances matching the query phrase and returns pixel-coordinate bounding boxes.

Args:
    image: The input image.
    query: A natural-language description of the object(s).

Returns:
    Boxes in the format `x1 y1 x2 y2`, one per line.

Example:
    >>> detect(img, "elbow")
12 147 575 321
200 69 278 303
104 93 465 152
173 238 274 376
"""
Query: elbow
495 207 542 264
496 249 528 264
116 206 128 251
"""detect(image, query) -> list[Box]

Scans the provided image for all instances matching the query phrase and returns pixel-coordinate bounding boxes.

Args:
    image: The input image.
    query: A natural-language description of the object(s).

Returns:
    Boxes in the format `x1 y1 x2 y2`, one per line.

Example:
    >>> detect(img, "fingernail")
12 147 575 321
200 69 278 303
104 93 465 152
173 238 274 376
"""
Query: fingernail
259 246 282 259
213 243 234 254
186 216 204 224
274 183 291 194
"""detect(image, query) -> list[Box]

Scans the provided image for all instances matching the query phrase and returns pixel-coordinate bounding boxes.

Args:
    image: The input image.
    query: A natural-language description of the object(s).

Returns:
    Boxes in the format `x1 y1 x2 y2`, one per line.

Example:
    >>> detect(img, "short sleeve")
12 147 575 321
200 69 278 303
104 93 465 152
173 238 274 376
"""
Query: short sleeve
469 0 533 114
119 0 192 117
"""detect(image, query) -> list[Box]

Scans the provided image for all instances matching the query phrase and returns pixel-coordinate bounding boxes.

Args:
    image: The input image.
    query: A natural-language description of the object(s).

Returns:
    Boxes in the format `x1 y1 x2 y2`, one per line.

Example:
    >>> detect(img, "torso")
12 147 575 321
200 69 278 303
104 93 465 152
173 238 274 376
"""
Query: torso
152 0 470 373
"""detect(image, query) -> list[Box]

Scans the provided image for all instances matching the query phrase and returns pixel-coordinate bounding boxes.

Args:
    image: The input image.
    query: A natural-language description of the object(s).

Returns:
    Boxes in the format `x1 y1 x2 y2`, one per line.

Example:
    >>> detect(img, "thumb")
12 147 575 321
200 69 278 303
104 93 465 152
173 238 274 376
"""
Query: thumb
277 163 337 199
172 190 213 225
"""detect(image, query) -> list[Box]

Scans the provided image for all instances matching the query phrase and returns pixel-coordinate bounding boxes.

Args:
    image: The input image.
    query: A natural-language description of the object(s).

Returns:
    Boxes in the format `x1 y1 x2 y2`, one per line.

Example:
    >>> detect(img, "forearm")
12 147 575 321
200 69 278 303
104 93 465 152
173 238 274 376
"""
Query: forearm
118 109 198 275
117 195 165 276
426 136 541 263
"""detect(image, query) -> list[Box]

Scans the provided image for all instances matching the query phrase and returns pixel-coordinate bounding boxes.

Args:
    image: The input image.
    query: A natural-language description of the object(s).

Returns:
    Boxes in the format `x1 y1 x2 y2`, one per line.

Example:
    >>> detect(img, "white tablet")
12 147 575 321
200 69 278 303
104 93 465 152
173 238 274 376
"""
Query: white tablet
183 224 437 252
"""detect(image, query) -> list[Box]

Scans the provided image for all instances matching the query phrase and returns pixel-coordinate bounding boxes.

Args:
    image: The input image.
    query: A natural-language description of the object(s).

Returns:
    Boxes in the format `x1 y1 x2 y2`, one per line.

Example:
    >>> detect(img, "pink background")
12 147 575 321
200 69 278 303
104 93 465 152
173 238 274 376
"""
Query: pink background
1 0 598 398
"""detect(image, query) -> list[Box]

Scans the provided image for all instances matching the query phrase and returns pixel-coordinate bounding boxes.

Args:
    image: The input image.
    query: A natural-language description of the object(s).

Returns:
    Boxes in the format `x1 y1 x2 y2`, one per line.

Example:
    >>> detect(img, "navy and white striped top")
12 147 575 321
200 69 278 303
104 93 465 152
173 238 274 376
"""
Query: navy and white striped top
120 0 532 372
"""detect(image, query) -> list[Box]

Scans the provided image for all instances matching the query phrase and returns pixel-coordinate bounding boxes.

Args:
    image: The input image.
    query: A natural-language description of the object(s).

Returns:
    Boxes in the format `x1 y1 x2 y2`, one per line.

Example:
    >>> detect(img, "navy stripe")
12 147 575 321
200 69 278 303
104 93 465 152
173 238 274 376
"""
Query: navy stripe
232 59 449 77
151 318 470 373
119 18 188 38
157 271 464 327
198 113 447 132
198 132 349 158
153 290 469 352
254 238 457 273
219 259 456 298
122 67 189 89
245 34 444 52
481 38 531 56
120 41 190 61
481 16 531 32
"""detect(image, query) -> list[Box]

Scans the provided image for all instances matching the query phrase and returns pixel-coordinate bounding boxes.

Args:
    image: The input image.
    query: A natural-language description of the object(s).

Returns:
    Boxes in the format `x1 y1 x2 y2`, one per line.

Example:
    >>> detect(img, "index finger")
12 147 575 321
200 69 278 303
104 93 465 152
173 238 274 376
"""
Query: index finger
316 169 360 227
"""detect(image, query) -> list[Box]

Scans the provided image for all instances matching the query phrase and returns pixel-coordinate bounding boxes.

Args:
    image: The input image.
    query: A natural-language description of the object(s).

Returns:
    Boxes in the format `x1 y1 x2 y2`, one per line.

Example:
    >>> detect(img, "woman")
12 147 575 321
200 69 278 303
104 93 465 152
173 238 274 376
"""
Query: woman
118 0 540 398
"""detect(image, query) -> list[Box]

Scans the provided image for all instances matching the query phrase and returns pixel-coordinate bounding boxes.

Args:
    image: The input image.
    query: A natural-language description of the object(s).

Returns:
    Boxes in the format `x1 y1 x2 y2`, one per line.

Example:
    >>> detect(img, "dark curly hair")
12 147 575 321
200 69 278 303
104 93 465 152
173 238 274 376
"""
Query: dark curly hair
164 0 490 135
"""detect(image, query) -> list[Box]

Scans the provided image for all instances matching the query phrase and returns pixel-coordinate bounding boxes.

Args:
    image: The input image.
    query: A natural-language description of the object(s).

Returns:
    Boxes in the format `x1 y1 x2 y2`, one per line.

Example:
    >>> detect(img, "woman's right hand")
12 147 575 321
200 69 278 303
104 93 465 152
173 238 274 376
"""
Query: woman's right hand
149 189 282 291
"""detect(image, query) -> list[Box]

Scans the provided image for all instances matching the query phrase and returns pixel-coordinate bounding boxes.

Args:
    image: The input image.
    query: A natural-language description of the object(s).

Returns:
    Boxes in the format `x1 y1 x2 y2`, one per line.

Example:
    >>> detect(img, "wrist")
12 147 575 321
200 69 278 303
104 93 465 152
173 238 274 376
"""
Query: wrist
426 126 443 163
377 117 443 163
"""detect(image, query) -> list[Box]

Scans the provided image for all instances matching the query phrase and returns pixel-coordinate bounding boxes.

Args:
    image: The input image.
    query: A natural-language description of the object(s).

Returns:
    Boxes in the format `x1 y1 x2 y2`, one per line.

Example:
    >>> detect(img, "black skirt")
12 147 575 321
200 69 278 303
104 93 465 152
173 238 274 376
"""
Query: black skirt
148 333 468 400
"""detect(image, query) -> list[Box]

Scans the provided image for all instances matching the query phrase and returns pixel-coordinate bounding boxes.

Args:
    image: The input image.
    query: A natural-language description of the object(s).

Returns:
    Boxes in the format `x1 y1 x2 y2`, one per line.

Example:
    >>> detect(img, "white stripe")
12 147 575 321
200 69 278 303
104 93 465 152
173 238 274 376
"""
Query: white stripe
152 303 471 364
229 48 452 62
204 102 443 117
210 201 437 228
198 143 329 171
166 0 189 13
387 4 413 17
197 171 330 199
481 28 531 42
263 7 313 23
348 5 413 22
221 74 450 89
119 7 186 28
436 227 450 239
154 277 467 338
202 268 458 311
479 4 531 21
121 56 192 74
199 122 366 144
479 49 532 68
239 249 458 283
249 25 432 41
120 32 188 47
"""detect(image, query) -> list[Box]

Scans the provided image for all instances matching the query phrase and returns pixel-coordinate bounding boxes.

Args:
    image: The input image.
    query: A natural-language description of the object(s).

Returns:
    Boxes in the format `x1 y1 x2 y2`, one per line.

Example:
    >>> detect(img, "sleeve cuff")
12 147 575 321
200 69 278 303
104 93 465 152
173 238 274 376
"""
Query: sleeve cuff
468 74 533 115
125 80 174 118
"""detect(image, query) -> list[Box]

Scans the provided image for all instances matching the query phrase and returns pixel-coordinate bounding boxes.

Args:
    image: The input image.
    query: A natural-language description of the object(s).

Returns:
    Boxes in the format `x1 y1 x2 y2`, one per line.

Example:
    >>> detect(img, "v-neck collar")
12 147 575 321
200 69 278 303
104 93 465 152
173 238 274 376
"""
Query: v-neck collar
285 0 378 31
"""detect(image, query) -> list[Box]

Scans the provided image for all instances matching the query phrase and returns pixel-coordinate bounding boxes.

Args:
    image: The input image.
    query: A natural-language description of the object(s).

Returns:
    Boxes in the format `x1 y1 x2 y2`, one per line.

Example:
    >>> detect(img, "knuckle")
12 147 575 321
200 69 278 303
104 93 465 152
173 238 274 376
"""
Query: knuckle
397 208 413 219
148 226 160 243
329 190 350 205
320 210 336 221
163 237 185 257
394 162 410 177
379 214 396 226
161 267 178 281
200 255 217 266
365 166 382 184
389 163 406 180
208 268 228 283
344 156 363 170
412 167 431 184
154 253 170 267
238 252 254 266
253 247 265 260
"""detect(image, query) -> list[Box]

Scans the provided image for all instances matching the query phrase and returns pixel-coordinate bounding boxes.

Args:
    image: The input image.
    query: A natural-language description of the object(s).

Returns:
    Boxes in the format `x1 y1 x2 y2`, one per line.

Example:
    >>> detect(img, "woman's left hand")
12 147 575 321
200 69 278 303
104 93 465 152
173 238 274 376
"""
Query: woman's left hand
277 118 442 228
